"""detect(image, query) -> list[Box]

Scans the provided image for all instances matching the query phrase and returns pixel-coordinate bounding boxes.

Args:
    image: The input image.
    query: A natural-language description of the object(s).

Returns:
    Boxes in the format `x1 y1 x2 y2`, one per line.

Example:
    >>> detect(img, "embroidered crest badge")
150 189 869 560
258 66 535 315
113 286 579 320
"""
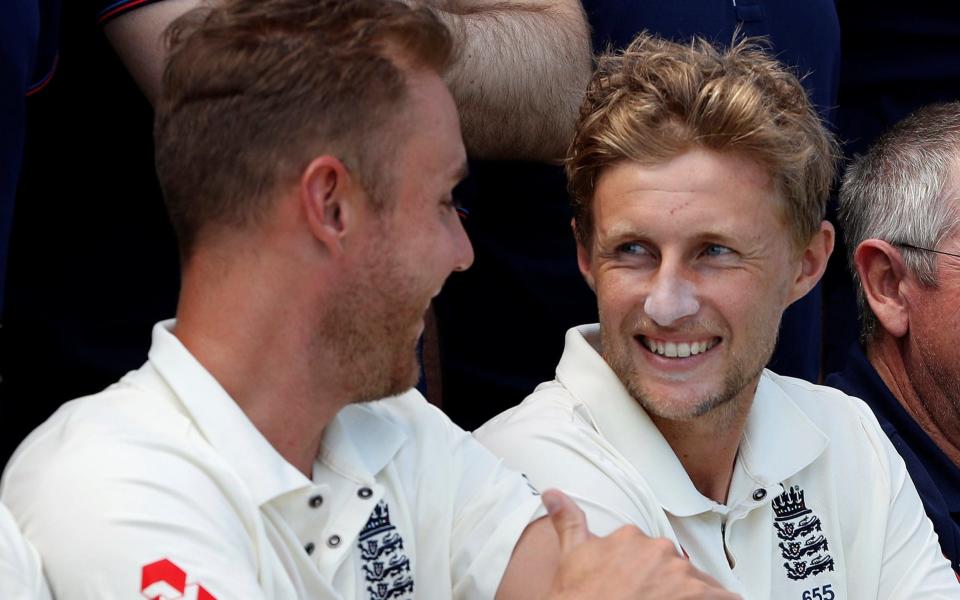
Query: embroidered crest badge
359 500 414 600
772 485 835 581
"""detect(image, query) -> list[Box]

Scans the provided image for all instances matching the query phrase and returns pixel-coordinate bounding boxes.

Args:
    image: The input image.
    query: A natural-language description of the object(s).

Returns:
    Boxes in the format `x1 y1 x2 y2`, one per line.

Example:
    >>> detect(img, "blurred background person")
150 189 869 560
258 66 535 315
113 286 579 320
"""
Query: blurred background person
828 102 960 575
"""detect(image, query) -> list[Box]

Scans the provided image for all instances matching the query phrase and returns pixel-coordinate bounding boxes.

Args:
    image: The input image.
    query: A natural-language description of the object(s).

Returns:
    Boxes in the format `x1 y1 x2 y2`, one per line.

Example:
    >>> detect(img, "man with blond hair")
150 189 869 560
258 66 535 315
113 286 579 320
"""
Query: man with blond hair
477 33 959 597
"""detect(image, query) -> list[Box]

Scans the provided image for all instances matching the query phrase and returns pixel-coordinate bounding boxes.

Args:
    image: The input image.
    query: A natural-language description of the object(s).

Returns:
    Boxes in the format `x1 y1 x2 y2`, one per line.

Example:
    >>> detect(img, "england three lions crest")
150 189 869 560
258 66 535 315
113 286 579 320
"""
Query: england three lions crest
772 485 835 581
359 500 414 600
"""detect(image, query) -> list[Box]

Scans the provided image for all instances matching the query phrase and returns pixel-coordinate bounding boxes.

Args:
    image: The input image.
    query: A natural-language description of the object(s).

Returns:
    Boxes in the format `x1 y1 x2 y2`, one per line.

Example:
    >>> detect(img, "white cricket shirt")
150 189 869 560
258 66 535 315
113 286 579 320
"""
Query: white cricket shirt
2 321 542 599
476 324 960 599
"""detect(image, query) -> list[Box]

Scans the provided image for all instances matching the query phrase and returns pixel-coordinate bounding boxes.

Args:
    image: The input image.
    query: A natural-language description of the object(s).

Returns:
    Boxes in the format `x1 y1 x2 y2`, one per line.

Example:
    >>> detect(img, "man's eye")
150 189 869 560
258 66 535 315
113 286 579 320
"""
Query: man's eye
618 242 650 256
441 197 469 220
703 244 733 257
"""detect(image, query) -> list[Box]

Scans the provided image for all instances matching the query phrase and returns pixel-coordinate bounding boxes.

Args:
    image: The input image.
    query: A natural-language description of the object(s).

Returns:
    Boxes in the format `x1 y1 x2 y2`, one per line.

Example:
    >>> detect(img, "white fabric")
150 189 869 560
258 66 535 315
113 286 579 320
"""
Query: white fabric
1 321 542 600
476 324 960 600
0 503 51 600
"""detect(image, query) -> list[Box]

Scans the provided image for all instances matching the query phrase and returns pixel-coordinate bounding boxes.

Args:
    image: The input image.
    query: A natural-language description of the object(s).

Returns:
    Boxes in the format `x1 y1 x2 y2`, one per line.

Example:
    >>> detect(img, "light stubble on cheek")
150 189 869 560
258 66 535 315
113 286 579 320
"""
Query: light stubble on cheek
598 303 779 423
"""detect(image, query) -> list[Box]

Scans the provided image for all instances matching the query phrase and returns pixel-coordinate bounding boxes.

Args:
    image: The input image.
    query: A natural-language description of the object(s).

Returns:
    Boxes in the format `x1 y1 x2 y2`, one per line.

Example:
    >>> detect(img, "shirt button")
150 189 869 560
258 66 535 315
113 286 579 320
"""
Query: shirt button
358 487 373 499
327 534 341 548
304 542 315 555
752 488 767 501
308 495 324 508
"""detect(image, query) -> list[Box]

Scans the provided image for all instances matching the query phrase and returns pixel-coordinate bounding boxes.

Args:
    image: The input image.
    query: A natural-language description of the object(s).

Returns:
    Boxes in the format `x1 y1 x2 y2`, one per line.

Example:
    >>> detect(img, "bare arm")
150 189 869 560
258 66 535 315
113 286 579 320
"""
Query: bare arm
104 0 590 161
102 0 203 105
497 489 741 600
430 0 592 162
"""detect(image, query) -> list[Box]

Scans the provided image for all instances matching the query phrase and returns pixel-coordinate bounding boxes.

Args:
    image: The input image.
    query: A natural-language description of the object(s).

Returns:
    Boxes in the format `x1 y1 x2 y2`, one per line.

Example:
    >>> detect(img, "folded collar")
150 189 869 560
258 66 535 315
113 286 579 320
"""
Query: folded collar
557 324 827 516
148 320 406 505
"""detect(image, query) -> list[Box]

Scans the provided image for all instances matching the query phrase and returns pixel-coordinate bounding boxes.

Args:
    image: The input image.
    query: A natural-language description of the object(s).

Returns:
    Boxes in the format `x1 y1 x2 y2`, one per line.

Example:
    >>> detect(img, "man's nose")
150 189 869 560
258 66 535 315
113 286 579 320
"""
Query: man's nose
644 267 700 326
451 220 475 272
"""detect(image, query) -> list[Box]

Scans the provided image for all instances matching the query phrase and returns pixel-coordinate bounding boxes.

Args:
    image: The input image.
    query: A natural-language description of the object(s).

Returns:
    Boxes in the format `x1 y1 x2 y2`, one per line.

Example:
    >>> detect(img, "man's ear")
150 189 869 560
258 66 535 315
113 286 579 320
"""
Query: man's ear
854 239 910 338
300 155 358 255
787 220 834 305
573 218 596 291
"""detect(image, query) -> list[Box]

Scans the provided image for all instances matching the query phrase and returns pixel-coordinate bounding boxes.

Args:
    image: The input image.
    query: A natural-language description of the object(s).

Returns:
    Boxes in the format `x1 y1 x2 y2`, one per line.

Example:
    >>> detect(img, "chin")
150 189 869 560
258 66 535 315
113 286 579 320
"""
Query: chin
382 355 423 400
639 392 732 422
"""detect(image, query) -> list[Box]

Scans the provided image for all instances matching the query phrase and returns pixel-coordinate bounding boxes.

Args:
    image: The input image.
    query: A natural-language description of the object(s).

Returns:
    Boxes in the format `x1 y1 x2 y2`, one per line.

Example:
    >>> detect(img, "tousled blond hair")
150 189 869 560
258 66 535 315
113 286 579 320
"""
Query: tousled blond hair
567 33 838 249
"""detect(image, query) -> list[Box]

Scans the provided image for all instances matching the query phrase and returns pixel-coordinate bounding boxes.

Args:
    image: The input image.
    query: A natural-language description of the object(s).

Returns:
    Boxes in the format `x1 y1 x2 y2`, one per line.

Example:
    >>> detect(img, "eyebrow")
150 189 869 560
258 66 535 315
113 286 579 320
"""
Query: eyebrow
599 224 742 244
600 224 647 240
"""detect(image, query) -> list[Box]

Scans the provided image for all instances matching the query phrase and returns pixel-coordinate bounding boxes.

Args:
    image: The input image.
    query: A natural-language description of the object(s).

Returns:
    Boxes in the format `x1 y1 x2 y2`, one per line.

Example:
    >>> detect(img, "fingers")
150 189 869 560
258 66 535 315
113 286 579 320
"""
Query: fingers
542 489 590 551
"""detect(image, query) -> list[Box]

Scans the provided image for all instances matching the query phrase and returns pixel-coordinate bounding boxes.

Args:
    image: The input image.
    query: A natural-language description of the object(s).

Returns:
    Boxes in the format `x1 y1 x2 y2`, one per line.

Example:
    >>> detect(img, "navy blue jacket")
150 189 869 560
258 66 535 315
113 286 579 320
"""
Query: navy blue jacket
826 345 960 574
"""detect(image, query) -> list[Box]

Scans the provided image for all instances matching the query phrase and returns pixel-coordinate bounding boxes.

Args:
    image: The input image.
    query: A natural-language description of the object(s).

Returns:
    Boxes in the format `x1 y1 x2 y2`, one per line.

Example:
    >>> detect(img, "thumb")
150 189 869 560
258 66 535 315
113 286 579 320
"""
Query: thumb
542 489 590 552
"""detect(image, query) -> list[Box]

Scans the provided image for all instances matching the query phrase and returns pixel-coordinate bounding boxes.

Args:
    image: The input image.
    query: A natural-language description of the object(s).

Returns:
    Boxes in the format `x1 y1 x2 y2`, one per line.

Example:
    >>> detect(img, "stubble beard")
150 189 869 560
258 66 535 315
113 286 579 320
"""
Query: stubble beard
915 335 960 423
601 317 777 424
318 252 423 405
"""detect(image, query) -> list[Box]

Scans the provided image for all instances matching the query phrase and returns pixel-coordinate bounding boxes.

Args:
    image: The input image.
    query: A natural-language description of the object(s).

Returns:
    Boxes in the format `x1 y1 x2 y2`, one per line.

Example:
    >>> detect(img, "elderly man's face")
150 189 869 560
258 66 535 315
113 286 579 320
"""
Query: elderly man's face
907 215 960 404
578 148 808 421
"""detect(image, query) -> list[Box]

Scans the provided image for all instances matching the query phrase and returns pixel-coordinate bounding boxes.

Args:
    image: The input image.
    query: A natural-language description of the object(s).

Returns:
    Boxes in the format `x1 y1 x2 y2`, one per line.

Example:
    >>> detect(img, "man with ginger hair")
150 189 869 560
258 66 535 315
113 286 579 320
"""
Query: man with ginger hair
0 1 738 599
477 33 959 597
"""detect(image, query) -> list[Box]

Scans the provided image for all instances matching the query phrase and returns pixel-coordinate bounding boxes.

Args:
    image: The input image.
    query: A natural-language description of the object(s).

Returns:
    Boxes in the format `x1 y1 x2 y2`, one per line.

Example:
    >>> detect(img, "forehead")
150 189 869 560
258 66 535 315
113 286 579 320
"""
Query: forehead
385 69 466 207
395 69 465 165
591 149 784 239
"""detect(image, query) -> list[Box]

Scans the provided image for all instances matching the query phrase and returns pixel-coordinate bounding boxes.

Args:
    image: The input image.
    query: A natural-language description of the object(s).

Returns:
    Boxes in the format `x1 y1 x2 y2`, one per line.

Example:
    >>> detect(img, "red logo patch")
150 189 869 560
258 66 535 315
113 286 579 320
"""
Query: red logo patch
141 559 217 600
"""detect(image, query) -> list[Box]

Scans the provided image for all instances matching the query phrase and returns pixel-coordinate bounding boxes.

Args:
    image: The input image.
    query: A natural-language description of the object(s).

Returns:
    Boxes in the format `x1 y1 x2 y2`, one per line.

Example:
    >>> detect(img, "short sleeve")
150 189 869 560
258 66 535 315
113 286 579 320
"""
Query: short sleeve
94 0 169 26
475 394 671 542
436 414 544 600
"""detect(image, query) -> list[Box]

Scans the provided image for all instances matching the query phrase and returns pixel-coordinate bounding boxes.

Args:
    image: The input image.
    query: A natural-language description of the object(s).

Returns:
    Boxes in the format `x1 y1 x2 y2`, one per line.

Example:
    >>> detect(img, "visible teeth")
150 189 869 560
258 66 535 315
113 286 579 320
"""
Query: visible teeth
644 337 716 357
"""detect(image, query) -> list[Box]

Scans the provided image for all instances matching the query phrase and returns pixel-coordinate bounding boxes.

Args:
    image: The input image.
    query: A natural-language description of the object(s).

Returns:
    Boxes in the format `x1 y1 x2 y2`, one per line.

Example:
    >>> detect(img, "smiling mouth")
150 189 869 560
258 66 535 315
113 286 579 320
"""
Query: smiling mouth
639 336 721 358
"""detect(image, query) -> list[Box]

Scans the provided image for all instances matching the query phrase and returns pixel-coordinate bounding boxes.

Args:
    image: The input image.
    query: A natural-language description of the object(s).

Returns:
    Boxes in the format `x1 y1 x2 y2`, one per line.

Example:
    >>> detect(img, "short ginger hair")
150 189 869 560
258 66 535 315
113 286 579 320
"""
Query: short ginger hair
154 0 453 258
567 33 838 250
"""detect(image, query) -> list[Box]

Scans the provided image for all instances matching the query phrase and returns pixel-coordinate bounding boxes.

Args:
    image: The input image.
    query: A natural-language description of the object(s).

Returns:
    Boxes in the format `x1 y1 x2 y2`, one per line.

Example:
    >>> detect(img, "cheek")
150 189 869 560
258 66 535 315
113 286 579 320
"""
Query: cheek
913 292 957 342
594 272 644 315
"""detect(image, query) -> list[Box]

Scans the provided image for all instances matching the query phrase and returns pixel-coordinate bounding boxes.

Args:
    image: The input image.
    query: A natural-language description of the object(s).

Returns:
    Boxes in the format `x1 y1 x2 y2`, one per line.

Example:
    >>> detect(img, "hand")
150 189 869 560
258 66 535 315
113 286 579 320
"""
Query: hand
543 489 741 600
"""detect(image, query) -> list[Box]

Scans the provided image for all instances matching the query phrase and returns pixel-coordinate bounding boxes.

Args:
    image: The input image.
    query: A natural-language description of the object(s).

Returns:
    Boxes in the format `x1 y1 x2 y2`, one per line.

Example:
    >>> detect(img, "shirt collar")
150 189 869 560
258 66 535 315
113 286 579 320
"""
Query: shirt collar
147 320 406 505
738 372 829 486
318 400 407 485
556 324 827 516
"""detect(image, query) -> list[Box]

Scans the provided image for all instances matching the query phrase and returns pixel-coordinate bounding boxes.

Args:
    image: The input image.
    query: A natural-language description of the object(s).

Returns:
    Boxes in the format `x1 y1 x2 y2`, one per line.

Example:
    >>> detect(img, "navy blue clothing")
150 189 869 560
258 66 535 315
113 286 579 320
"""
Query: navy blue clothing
434 0 841 431
0 0 61 316
1 0 178 468
826 345 960 573
1 0 157 318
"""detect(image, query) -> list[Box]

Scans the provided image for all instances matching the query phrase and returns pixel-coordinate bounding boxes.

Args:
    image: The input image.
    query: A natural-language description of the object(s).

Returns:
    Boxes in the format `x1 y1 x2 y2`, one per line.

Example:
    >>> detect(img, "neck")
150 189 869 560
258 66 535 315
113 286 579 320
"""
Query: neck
868 337 960 468
174 246 348 477
651 389 754 504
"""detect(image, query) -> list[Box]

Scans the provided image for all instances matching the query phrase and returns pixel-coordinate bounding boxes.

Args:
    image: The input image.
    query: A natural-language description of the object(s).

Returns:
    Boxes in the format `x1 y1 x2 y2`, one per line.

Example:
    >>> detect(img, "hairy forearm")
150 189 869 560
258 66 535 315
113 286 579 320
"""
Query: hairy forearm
107 0 591 161
104 0 205 105
434 1 592 162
